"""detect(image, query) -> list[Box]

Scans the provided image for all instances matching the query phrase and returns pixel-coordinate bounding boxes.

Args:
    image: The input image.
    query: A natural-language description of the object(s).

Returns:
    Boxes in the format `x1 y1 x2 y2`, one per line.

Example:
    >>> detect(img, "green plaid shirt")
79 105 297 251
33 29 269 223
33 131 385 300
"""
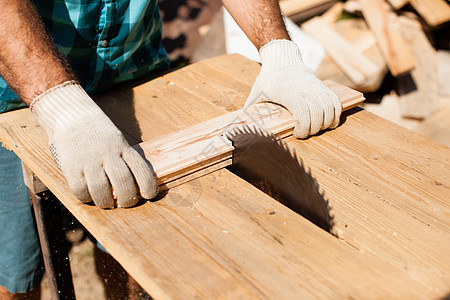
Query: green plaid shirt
0 0 169 113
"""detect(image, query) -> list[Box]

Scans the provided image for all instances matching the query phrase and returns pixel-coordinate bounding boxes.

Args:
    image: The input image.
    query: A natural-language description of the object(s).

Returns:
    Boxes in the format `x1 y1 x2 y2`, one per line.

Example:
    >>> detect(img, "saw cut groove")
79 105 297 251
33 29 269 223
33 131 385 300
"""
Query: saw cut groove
227 125 334 232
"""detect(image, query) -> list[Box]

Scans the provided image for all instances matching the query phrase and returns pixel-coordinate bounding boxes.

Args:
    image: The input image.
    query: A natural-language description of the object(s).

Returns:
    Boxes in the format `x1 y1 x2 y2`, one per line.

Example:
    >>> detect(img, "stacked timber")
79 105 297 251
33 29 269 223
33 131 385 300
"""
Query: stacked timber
285 0 449 144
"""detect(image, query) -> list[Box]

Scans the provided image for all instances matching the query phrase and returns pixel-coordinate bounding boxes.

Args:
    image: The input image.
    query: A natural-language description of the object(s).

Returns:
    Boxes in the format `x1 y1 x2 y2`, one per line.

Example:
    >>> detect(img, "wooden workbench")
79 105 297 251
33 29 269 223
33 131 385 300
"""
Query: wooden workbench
0 54 449 299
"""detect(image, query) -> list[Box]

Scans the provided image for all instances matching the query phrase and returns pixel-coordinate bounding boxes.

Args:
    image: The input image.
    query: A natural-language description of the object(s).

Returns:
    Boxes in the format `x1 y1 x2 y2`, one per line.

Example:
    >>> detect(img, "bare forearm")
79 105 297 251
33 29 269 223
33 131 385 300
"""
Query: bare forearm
0 0 75 104
222 0 290 49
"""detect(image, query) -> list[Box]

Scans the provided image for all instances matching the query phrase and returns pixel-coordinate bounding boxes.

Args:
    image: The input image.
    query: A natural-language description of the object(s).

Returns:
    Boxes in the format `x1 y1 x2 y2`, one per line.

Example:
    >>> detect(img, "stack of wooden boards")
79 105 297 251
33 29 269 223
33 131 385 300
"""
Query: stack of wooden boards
280 0 336 22
293 0 450 121
1 54 449 299
281 0 450 26
189 0 449 135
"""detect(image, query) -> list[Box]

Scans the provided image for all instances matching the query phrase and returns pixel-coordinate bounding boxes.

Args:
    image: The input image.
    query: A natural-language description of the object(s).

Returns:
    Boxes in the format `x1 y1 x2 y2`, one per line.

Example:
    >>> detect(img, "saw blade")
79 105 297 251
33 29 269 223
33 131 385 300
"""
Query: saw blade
226 125 333 232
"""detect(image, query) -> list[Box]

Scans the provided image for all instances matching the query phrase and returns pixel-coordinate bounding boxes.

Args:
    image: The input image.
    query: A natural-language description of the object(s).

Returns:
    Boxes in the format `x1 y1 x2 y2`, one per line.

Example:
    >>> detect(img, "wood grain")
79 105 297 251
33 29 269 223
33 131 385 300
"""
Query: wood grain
287 110 450 288
1 54 449 299
137 80 364 190
360 0 415 76
0 107 432 299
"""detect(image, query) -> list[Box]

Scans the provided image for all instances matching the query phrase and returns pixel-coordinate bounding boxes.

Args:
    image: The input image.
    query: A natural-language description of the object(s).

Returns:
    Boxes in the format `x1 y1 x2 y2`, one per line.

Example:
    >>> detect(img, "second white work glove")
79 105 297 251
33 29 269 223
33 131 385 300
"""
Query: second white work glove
31 81 158 208
245 40 342 139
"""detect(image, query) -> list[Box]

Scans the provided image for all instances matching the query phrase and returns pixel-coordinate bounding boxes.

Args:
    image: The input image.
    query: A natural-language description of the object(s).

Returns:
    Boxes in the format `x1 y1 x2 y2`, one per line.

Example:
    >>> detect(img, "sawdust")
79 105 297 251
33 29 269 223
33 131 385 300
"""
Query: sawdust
40 232 106 299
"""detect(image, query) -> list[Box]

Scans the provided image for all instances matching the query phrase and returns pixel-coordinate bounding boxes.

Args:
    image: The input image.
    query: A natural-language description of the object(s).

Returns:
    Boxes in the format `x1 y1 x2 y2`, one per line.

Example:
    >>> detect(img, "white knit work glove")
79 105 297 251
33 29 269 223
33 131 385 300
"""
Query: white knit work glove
245 40 342 139
31 81 158 209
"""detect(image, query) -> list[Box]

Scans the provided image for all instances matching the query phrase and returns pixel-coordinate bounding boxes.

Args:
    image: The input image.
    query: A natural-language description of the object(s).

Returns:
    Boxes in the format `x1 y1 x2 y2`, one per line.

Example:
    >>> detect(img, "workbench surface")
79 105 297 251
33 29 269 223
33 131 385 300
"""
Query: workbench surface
0 54 449 299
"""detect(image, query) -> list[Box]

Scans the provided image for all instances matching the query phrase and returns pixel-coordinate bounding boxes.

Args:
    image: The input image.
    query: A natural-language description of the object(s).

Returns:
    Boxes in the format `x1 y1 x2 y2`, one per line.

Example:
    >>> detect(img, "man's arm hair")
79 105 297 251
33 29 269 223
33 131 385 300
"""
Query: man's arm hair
0 0 75 105
221 0 291 50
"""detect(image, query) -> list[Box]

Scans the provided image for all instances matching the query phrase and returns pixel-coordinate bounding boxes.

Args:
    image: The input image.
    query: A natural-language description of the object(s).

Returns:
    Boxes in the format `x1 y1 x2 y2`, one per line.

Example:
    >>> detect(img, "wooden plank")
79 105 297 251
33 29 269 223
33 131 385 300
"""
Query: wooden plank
196 53 261 87
0 107 434 299
409 0 450 27
343 0 362 15
416 104 450 147
396 15 439 118
386 0 409 9
281 0 335 23
302 17 383 86
162 158 231 190
321 1 344 24
0 99 434 299
315 18 387 92
164 55 450 296
352 31 377 52
22 162 48 194
137 81 364 190
363 91 423 132
163 59 251 112
285 110 450 292
1 54 449 298
437 50 450 95
280 0 331 16
93 76 227 143
360 0 415 76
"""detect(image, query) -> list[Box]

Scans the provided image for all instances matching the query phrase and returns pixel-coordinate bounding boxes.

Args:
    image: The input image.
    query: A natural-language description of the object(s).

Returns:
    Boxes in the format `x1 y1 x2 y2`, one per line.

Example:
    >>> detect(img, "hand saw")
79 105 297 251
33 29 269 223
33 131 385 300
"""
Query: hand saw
134 81 364 231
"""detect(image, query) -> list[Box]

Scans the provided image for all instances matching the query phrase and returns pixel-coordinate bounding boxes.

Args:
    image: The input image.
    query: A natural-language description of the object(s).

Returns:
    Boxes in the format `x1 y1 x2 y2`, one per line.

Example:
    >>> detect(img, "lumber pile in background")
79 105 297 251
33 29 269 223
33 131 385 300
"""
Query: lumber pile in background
167 0 449 146
300 0 446 94
280 0 335 22
290 0 449 144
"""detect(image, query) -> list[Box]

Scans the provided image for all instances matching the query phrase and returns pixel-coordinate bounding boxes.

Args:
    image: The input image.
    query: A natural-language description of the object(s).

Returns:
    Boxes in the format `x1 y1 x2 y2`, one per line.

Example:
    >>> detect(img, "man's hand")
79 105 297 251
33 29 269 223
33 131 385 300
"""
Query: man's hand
246 40 342 139
222 1 342 138
31 81 159 208
0 1 157 208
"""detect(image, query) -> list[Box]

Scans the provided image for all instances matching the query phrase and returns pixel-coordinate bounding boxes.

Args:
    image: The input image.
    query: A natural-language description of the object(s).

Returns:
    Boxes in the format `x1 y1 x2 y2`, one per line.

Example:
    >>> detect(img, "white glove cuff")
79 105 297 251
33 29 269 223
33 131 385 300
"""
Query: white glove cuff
259 39 304 69
30 81 105 135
